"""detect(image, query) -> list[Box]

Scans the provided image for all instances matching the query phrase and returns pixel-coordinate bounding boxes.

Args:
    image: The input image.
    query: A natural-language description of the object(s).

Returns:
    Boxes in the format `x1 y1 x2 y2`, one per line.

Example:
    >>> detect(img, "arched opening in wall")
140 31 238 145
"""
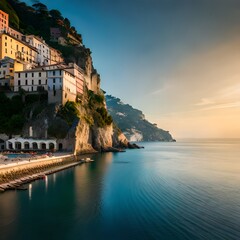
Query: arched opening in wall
15 142 22 150
24 142 30 150
41 143 46 150
49 143 55 151
8 142 13 150
32 142 38 150
0 139 5 150
58 143 63 151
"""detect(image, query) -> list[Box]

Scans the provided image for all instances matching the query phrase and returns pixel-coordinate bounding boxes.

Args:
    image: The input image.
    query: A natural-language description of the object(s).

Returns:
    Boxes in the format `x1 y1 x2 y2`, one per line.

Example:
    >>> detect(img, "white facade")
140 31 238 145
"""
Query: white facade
14 69 47 92
6 137 57 150
26 35 50 66
65 63 84 95
47 68 77 104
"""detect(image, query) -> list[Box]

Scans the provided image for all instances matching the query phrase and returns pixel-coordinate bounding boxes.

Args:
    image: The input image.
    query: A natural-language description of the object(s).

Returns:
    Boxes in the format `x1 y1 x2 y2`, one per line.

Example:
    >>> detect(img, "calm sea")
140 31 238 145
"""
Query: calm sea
0 139 240 240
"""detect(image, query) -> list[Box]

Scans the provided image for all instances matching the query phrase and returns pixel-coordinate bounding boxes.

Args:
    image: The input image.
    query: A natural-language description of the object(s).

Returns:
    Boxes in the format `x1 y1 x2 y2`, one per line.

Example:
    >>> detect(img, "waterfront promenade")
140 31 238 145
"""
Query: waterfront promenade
0 153 74 172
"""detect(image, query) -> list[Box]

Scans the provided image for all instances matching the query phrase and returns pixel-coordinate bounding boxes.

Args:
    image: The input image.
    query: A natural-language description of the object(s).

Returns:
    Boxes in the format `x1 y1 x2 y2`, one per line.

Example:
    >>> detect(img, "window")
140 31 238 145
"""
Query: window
53 71 55 76
5 48 7 53
39 72 41 77
25 80 27 85
32 73 34 77
18 80 20 86
18 73 20 78
53 78 55 83
45 79 47 84
39 79 41 85
5 42 7 46
25 73 27 78
32 80 34 85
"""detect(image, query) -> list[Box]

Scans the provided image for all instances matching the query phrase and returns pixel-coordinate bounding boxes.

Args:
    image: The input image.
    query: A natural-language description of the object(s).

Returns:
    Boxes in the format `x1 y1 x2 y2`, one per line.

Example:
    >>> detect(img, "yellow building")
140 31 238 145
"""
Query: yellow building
0 33 38 66
50 47 64 65
0 57 24 89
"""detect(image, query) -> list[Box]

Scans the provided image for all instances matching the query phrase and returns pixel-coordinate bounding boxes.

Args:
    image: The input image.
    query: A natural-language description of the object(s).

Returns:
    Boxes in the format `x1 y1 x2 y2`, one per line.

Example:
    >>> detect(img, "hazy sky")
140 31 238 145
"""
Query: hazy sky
23 0 240 138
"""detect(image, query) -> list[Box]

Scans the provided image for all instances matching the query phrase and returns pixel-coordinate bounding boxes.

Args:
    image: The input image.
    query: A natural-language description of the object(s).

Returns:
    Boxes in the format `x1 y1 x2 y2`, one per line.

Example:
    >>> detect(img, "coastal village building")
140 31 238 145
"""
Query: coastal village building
25 35 50 66
13 63 85 104
0 57 24 89
46 64 78 104
0 32 38 66
6 138 57 151
50 27 61 42
0 10 23 40
14 68 48 92
65 63 84 95
49 47 64 65
0 10 8 32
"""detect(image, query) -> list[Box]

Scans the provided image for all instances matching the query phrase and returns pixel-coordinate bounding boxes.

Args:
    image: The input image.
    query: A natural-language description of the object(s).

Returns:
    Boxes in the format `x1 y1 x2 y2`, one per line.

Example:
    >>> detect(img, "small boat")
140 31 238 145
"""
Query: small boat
81 158 94 163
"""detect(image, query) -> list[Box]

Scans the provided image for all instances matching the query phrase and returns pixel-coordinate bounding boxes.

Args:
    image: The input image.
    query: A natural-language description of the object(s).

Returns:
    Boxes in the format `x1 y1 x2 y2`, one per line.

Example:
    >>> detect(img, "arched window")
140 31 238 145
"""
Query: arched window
41 143 46 150
49 143 55 150
32 142 38 149
15 142 22 150
24 142 30 150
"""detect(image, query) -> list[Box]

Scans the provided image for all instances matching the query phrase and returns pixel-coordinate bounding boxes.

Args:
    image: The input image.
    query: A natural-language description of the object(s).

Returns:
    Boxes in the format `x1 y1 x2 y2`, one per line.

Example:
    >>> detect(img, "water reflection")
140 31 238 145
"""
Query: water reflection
29 184 32 200
45 176 48 191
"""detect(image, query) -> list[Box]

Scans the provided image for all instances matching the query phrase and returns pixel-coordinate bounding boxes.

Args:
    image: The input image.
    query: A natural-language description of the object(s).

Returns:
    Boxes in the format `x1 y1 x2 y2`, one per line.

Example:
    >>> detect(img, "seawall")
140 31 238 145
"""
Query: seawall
0 154 78 189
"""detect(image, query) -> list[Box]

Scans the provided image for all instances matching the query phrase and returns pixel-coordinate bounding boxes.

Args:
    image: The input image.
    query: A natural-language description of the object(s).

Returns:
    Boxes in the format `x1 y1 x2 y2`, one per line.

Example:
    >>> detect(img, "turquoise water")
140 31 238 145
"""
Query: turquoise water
4 153 31 159
0 139 240 240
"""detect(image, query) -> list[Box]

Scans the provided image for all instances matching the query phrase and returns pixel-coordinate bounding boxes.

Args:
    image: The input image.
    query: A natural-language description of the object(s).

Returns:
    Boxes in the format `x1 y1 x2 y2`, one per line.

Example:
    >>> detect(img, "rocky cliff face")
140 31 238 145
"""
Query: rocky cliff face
20 91 129 154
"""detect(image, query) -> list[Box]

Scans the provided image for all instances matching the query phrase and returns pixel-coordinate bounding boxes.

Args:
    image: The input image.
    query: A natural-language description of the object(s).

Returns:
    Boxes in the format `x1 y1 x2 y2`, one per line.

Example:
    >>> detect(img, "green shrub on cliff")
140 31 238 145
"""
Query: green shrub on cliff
85 91 113 127
57 101 79 126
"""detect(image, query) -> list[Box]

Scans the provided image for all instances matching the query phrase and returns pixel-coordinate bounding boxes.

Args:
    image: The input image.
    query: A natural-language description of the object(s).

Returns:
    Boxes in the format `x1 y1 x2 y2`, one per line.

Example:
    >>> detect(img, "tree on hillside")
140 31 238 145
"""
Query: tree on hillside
49 9 63 20
32 2 48 12
64 18 71 29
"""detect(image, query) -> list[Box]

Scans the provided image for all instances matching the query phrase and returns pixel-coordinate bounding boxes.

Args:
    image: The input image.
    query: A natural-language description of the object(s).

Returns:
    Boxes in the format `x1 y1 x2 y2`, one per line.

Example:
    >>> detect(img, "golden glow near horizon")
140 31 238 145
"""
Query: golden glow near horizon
149 34 240 138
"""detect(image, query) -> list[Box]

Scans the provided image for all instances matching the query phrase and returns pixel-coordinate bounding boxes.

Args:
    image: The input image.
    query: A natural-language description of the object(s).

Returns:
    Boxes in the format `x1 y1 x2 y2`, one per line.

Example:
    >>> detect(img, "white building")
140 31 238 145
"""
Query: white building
14 68 48 92
25 35 50 66
13 63 85 104
65 63 84 95
6 137 57 151
47 68 77 104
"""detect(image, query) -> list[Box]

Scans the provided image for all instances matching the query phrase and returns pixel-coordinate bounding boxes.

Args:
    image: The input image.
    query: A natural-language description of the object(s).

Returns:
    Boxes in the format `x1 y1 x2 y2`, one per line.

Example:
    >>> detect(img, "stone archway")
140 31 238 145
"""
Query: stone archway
41 143 46 150
49 142 55 150
8 142 13 150
24 141 30 150
32 142 38 150
15 142 22 150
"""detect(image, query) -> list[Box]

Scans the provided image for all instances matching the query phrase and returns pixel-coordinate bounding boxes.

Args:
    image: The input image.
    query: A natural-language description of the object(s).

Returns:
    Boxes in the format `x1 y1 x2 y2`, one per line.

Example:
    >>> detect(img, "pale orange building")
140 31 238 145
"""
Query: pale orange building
0 10 9 31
